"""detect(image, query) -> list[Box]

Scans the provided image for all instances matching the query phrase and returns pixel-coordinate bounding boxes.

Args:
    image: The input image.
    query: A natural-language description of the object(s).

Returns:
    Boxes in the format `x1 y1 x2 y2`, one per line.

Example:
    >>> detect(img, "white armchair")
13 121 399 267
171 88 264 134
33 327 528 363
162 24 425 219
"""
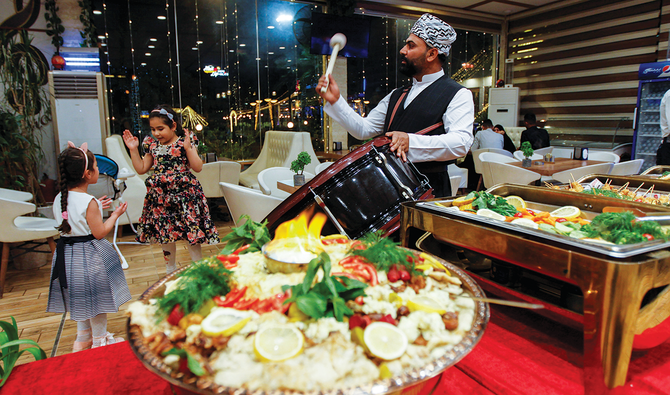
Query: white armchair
449 175 462 197
0 188 32 202
219 182 283 225
315 161 334 174
1 197 59 297
485 162 542 189
513 151 544 161
193 161 242 199
551 163 614 184
610 159 644 176
239 131 319 190
105 135 147 227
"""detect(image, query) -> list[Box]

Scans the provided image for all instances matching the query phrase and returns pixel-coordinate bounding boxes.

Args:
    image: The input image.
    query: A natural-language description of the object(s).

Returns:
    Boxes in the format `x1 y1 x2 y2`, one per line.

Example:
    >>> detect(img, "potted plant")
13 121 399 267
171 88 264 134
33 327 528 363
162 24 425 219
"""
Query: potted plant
520 141 534 168
290 151 311 186
1 316 47 387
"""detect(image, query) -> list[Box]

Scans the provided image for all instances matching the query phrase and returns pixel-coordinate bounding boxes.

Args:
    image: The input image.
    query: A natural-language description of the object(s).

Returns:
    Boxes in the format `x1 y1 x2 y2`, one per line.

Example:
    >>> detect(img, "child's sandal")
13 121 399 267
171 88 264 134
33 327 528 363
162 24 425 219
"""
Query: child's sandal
92 332 125 348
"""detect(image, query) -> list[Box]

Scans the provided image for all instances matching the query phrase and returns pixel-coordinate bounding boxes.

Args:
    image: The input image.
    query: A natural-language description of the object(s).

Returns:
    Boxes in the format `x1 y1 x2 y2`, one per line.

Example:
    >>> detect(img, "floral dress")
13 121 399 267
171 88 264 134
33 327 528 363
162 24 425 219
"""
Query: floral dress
136 133 219 245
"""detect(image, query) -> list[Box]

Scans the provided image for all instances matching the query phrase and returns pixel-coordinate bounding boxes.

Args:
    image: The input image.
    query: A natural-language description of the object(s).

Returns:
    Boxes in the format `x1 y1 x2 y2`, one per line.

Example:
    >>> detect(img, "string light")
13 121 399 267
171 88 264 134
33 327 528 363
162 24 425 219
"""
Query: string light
195 0 203 113
164 1 175 106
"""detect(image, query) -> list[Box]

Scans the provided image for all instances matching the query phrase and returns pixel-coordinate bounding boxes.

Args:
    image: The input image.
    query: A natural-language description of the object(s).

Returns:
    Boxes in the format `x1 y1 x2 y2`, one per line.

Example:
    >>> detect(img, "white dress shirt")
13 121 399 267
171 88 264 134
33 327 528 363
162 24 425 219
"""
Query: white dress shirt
324 70 474 163
661 89 670 139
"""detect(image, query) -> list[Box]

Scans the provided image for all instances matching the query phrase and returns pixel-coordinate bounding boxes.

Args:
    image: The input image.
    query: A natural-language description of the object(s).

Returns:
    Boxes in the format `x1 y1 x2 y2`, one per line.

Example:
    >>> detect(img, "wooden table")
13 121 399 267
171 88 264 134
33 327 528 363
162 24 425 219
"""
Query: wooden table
508 157 607 176
315 150 348 161
277 179 311 194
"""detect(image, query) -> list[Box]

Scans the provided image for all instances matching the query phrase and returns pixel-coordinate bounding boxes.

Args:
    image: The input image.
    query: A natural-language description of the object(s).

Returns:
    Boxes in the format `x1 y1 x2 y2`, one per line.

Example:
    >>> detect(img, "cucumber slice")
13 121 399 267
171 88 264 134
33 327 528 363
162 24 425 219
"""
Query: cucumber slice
569 230 588 239
538 223 559 234
555 222 574 234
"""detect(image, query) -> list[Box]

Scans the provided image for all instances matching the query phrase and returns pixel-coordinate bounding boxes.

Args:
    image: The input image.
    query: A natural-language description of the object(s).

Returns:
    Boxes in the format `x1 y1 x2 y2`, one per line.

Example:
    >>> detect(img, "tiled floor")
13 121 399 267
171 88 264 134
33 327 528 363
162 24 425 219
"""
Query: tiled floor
0 215 234 366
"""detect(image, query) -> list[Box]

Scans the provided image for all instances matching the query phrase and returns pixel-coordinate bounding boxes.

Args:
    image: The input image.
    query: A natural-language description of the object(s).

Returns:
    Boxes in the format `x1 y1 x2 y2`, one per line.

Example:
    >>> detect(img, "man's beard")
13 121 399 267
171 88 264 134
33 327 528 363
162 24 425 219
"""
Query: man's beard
399 55 418 77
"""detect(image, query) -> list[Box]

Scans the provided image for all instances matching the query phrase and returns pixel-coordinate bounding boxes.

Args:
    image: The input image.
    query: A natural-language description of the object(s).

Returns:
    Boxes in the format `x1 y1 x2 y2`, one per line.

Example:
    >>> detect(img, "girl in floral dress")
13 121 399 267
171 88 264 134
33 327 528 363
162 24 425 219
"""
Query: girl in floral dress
122 105 219 273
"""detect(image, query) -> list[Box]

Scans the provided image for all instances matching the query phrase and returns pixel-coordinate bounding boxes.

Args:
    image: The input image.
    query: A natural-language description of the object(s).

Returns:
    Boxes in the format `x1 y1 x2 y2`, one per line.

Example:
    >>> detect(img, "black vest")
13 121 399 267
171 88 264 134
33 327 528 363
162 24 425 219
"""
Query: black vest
382 74 464 173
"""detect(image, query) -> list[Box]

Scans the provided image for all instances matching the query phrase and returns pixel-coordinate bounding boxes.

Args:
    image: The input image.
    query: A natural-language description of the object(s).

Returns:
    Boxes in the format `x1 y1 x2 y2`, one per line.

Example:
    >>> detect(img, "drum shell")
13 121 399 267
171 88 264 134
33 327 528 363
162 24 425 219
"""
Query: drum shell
264 137 433 239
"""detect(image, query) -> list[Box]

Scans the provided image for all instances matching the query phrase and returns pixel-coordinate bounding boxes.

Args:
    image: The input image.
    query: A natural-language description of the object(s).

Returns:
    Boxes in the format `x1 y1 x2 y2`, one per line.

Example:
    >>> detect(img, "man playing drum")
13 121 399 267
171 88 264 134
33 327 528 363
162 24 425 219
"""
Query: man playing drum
316 13 474 197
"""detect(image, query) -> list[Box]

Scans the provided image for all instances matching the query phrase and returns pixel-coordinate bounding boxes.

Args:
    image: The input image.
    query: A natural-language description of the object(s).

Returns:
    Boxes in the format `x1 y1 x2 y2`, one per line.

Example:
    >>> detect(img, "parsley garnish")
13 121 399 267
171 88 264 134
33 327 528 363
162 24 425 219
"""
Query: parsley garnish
581 212 669 244
351 231 422 275
219 215 271 255
155 257 232 321
471 191 517 217
282 253 367 322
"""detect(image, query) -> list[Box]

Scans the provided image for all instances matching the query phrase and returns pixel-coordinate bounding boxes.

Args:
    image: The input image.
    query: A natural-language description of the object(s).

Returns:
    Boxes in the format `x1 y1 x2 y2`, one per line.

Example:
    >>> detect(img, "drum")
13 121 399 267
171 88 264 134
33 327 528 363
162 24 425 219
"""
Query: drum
264 137 433 239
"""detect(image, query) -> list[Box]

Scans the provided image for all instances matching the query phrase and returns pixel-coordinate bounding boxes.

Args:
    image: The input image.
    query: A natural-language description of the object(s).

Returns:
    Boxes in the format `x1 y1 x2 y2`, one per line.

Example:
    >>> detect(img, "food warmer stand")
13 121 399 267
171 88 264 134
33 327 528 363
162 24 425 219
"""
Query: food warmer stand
399 184 670 393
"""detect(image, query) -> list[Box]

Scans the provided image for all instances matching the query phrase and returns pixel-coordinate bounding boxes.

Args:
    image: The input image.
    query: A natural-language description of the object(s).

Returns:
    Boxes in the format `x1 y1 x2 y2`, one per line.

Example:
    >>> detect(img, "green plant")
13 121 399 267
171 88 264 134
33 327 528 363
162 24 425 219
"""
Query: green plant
0 30 51 201
290 151 311 175
44 0 64 53
520 141 534 159
78 0 98 47
197 142 209 155
1 316 47 387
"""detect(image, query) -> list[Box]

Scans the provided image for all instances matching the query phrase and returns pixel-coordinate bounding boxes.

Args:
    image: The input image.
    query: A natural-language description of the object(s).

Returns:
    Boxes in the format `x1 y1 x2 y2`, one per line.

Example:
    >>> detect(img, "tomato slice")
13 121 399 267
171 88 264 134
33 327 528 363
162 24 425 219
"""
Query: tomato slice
167 304 184 326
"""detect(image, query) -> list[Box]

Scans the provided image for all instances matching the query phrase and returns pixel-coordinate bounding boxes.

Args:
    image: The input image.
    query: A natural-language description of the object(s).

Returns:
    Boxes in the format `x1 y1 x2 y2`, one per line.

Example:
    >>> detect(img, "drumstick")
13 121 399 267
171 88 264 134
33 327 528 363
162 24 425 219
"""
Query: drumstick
320 33 347 93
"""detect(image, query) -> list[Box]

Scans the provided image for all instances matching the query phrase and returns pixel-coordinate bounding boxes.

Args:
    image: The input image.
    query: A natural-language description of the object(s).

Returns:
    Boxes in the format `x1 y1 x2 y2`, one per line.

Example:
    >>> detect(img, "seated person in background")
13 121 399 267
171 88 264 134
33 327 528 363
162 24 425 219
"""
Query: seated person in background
494 124 516 154
520 113 550 150
470 119 503 150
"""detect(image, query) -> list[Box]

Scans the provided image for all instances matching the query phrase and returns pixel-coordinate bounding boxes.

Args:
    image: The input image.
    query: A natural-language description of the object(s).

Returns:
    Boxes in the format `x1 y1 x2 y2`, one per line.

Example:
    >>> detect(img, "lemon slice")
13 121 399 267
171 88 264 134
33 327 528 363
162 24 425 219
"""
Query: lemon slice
201 308 251 337
476 208 506 221
254 324 304 362
511 217 539 229
505 195 526 209
406 295 447 314
389 292 403 308
363 322 408 360
550 206 581 220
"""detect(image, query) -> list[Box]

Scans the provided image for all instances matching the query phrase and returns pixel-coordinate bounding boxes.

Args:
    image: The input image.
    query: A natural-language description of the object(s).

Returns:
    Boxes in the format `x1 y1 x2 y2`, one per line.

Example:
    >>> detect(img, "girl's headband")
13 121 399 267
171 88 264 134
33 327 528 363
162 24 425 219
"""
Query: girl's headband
151 108 174 121
67 141 89 175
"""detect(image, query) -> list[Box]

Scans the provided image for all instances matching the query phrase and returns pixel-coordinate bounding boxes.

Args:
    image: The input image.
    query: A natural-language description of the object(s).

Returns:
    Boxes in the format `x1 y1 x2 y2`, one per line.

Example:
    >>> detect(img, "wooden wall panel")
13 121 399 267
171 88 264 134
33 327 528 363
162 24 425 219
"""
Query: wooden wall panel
507 0 663 132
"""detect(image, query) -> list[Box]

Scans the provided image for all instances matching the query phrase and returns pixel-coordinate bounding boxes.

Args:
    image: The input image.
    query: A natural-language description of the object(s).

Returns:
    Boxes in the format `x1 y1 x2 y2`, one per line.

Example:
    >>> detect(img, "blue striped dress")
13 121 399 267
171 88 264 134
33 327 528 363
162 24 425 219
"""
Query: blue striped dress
47 192 131 321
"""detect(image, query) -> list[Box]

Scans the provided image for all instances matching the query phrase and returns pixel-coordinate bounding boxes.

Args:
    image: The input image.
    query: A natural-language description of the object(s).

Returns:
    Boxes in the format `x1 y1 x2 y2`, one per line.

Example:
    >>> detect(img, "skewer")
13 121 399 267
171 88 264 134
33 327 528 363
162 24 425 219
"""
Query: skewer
455 295 544 310
642 185 654 198
570 173 576 184
632 183 645 196
617 182 630 193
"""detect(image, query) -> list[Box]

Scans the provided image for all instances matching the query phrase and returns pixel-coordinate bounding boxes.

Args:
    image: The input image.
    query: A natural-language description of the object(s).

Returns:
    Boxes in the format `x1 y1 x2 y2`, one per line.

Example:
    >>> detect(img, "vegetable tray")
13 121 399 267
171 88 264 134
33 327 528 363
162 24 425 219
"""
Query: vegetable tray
415 184 670 259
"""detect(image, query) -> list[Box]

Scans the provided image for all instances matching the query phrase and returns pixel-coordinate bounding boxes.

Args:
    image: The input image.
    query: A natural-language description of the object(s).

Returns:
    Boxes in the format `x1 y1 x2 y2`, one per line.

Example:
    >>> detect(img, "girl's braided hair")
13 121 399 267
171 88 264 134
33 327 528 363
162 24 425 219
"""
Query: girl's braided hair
149 104 184 137
56 147 95 234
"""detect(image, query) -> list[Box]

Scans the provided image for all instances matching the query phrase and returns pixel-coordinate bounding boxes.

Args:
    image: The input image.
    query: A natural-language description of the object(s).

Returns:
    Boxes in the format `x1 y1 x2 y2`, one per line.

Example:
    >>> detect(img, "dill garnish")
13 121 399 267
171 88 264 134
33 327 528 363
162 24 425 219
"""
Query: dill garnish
155 257 232 321
351 231 421 275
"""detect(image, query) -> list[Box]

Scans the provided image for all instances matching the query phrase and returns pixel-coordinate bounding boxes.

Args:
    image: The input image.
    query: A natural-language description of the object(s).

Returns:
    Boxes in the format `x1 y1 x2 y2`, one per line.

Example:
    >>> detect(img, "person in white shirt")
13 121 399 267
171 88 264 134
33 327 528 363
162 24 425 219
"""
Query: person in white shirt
316 13 474 197
658 89 670 165
471 119 503 151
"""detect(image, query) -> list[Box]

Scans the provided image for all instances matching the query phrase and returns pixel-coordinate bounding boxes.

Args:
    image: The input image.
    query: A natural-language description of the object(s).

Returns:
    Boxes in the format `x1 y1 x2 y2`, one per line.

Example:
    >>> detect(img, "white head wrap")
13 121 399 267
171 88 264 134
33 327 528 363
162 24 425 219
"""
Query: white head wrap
410 13 457 56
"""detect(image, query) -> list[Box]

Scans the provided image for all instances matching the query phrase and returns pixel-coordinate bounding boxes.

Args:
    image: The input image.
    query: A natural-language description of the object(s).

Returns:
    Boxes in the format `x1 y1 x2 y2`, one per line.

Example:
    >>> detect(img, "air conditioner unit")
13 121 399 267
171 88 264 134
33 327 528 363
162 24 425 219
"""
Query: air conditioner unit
48 71 110 156
504 58 514 87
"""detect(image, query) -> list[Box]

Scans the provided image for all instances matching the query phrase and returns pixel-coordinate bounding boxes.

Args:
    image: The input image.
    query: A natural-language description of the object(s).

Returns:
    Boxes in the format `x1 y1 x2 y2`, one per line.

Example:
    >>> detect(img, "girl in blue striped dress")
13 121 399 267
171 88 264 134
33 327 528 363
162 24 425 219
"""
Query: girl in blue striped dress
47 142 132 351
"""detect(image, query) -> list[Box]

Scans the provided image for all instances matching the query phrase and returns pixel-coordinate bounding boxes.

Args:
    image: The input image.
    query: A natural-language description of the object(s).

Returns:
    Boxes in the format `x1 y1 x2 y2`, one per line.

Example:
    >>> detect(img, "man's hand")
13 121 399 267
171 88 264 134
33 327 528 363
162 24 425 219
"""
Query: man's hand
386 131 409 162
316 74 340 105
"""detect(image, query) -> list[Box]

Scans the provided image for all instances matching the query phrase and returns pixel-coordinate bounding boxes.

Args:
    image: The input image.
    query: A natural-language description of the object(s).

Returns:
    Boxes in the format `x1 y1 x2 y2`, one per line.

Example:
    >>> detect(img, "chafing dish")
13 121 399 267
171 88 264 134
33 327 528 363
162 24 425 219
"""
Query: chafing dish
641 165 670 176
400 184 670 393
575 174 670 192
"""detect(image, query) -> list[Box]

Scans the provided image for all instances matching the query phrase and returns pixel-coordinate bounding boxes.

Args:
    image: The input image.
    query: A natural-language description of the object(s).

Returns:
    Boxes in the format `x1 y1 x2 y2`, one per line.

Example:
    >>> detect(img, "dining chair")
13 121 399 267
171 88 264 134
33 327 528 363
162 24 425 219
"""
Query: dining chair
588 150 620 163
0 187 32 202
513 151 544 161
448 164 468 190
534 147 553 156
449 175 462 197
193 161 242 199
485 162 542 189
552 147 574 159
0 197 60 298
551 163 614 184
610 159 644 176
479 152 520 164
219 182 283 225
475 150 519 191
315 161 334 174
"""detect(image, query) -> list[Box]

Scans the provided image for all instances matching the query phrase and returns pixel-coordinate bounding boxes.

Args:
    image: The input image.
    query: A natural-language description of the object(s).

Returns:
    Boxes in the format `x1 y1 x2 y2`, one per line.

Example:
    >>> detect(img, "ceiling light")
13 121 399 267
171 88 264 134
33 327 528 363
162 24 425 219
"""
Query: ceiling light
141 62 146 66
229 50 234 52
239 43 246 47
216 20 223 24
93 10 102 15
268 52 274 55
267 26 275 29
276 14 292 22
197 40 203 44
149 38 157 42
192 47 198 50
279 46 285 50
148 45 155 49
145 53 151 56
157 15 166 20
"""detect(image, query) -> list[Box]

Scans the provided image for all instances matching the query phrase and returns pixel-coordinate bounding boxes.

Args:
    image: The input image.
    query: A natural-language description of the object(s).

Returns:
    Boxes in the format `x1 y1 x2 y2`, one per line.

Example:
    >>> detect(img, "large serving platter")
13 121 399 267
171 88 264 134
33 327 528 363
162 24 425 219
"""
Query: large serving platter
126 247 489 395
416 184 670 259
640 165 670 176
575 173 670 193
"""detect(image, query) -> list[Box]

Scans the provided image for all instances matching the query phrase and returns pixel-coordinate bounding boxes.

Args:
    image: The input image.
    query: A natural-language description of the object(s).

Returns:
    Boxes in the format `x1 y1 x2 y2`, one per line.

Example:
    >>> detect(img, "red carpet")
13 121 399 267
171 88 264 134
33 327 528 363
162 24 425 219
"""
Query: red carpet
3 307 669 395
